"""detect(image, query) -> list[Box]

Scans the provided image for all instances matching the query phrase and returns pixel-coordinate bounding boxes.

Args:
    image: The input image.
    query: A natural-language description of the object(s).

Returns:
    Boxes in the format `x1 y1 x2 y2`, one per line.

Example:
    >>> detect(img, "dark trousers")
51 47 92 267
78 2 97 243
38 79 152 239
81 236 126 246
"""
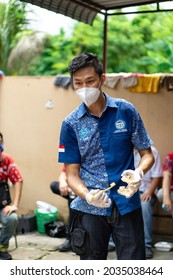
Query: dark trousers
50 181 75 241
71 205 146 260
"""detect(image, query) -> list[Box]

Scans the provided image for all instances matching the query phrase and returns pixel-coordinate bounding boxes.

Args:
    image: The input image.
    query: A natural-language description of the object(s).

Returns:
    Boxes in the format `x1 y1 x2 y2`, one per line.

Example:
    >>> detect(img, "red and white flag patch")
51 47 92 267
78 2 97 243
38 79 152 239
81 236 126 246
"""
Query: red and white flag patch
59 144 65 153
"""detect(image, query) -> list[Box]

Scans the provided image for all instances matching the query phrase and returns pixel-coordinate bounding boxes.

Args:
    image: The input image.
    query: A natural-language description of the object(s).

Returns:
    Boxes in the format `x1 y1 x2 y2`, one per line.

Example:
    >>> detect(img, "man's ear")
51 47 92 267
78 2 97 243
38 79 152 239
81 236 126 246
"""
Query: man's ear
101 73 106 85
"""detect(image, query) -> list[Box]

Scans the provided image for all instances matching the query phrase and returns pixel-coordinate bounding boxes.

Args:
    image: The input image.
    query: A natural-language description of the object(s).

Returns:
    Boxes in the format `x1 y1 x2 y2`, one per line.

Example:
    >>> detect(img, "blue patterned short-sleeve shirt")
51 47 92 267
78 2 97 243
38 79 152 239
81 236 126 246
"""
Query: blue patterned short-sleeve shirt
58 93 153 216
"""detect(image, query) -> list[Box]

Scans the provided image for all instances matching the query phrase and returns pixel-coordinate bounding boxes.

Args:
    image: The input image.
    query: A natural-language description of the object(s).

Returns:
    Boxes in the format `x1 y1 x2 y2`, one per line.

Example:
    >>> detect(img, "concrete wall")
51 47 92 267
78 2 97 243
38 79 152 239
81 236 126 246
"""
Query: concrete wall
0 76 173 221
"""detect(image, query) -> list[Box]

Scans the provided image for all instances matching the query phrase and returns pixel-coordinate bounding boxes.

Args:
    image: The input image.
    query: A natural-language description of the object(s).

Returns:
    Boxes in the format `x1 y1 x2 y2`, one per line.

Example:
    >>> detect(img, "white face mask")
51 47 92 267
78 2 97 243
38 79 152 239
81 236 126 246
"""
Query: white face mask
76 86 100 107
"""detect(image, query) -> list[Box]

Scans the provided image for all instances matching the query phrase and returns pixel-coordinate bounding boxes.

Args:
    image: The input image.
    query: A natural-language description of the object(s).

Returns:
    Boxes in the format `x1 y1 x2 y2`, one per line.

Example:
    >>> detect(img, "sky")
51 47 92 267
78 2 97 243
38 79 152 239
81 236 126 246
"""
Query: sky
26 4 77 35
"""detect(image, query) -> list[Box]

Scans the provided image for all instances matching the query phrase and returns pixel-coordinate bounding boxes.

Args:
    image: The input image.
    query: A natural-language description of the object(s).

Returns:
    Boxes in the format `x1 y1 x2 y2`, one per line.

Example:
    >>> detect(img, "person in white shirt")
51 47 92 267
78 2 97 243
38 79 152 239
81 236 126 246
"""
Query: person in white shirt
134 146 162 259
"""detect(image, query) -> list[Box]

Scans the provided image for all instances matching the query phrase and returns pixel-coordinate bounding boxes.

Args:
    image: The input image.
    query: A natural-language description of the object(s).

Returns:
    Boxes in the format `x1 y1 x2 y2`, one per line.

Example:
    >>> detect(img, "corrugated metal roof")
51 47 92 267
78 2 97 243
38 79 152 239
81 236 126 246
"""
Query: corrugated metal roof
20 0 171 25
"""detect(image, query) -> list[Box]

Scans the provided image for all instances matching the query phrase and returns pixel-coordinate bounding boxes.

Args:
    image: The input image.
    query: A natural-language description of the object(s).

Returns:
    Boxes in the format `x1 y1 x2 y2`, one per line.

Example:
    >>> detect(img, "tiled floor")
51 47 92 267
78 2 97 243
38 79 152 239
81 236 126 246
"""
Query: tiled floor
8 231 173 260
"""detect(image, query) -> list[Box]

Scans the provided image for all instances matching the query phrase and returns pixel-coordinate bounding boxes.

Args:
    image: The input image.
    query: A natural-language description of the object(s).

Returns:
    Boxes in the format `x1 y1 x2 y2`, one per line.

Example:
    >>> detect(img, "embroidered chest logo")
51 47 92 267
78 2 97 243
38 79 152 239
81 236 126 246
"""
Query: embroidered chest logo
79 127 90 140
114 119 127 133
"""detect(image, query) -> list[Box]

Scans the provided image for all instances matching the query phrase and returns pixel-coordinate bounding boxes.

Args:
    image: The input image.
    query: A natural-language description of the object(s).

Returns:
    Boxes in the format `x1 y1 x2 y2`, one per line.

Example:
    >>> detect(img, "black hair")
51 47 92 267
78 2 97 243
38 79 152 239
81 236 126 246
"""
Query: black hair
68 53 103 78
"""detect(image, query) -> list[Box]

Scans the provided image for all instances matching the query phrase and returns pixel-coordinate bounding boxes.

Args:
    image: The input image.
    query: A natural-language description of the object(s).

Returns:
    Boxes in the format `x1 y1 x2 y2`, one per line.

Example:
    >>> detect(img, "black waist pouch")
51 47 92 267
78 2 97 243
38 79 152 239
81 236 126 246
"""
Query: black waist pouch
70 212 90 256
0 181 11 210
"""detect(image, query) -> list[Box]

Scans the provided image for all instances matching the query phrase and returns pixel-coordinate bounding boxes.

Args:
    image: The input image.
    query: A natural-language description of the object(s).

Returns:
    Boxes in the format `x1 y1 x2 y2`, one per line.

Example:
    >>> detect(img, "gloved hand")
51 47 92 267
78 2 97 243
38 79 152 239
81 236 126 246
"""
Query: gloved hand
86 189 111 208
121 168 143 188
117 185 138 198
118 168 144 198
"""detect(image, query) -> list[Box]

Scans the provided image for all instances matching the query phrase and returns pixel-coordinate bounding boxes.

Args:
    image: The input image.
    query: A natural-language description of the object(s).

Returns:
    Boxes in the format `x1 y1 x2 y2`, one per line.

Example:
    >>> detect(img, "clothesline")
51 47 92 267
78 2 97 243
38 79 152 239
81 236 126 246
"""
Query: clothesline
53 73 173 93
104 73 173 93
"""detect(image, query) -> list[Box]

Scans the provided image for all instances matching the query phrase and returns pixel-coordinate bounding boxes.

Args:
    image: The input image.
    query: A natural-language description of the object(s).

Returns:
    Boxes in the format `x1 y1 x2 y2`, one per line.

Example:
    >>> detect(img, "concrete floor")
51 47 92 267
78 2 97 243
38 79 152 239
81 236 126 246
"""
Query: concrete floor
9 231 173 260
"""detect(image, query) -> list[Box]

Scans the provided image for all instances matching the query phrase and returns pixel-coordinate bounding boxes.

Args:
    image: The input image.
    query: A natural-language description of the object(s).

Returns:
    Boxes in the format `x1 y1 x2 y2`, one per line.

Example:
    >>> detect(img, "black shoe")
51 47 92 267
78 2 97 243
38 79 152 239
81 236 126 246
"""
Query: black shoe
0 251 12 260
145 247 153 259
58 239 72 252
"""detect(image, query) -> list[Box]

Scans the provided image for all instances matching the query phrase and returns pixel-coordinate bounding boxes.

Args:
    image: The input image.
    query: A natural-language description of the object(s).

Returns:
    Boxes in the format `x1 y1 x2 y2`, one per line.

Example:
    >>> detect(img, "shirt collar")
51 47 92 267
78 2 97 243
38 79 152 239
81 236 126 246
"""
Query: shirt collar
104 93 118 109
77 93 118 119
77 103 88 118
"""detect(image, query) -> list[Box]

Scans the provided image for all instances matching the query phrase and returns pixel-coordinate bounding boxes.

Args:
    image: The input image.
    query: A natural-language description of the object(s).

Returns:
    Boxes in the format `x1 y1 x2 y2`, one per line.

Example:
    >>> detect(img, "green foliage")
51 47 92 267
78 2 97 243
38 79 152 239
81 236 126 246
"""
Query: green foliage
0 0 29 74
70 16 103 60
27 16 104 76
106 14 144 73
142 39 173 73
134 12 173 73
27 30 74 75
29 10 173 75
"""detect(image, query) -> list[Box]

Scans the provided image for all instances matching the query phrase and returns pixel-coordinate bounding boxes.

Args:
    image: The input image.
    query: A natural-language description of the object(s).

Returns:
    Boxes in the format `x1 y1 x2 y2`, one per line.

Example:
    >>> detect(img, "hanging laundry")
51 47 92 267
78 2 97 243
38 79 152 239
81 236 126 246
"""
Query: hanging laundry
104 72 143 89
121 73 140 88
159 75 173 91
128 74 162 93
54 74 71 88
104 73 126 88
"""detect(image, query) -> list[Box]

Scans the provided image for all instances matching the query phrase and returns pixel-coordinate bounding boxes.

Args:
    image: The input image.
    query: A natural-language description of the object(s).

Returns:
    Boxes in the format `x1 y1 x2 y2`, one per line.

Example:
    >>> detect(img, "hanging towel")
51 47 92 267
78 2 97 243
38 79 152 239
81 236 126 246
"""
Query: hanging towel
159 75 173 91
104 73 126 88
54 74 71 88
121 74 138 88
128 74 162 93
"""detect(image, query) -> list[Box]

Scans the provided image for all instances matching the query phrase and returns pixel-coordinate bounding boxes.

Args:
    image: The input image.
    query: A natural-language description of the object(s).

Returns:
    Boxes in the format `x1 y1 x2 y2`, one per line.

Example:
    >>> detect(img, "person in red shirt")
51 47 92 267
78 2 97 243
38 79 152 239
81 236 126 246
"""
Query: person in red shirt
0 132 23 260
157 152 173 216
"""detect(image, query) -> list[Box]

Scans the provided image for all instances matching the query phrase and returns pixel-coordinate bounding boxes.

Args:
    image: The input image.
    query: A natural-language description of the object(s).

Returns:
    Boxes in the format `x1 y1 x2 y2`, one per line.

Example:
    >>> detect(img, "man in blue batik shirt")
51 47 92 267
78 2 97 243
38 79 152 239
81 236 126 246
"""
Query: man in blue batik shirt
58 53 154 260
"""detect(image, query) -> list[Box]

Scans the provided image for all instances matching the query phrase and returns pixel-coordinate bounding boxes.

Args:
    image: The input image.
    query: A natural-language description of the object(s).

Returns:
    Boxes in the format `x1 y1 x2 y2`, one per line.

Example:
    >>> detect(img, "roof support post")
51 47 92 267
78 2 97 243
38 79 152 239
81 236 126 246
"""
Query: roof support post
103 12 108 73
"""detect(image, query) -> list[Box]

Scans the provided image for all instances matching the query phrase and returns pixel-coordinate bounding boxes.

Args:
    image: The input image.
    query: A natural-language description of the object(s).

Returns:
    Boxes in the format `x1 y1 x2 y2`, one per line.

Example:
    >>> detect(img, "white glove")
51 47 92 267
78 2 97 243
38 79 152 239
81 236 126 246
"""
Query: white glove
118 168 144 198
121 168 143 188
86 189 111 208
117 185 138 198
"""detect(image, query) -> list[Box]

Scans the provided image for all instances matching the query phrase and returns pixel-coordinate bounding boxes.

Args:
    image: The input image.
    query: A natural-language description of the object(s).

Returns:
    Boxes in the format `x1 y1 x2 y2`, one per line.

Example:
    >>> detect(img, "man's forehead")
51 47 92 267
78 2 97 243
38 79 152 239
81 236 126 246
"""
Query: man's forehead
74 69 98 81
